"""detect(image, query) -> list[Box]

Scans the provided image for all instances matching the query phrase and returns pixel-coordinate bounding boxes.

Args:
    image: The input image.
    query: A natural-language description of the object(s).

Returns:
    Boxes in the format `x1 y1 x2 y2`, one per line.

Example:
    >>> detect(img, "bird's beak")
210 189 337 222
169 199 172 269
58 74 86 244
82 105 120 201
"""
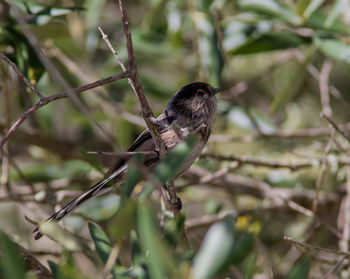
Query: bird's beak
214 88 221 95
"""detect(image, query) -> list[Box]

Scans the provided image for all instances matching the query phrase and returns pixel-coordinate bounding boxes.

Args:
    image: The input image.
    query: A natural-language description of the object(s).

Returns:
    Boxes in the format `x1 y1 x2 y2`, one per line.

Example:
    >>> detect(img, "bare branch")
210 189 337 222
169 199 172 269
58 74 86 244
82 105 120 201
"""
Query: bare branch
0 71 128 152
117 0 166 155
200 153 314 171
87 150 157 158
0 53 44 99
312 127 334 212
285 236 350 256
319 60 333 117
322 113 350 142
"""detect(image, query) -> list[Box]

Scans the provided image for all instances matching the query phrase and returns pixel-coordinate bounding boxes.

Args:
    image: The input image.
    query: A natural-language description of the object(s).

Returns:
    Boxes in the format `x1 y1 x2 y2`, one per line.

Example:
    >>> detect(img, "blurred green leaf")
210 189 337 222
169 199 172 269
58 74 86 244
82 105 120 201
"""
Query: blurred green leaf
303 0 324 18
130 230 144 265
88 222 113 263
122 156 143 198
0 232 27 279
108 200 137 241
230 233 255 264
314 36 350 63
138 203 178 279
324 0 348 29
308 11 349 33
47 257 90 279
243 252 257 279
76 195 121 221
238 0 302 25
153 136 195 185
286 258 310 279
40 222 83 251
79 147 104 173
230 32 308 55
1 26 45 82
192 217 235 279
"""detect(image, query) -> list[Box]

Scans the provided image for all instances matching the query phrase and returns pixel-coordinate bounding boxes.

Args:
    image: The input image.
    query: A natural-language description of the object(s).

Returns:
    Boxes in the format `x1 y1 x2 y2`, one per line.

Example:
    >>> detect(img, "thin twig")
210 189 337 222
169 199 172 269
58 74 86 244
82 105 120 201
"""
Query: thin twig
200 153 314 171
340 168 350 252
321 255 349 279
284 236 350 256
319 60 333 117
209 123 350 143
0 71 128 152
87 150 157 158
0 52 44 99
322 113 350 142
312 126 334 212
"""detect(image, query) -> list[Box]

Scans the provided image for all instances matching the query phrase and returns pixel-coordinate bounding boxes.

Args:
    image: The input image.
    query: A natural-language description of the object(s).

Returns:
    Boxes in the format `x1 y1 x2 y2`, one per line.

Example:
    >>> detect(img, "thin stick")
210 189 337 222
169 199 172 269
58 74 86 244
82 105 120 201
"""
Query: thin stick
321 255 349 279
200 153 313 171
322 113 350 142
87 150 157 158
312 127 334 212
0 71 128 152
0 53 44 99
284 236 350 256
319 60 333 117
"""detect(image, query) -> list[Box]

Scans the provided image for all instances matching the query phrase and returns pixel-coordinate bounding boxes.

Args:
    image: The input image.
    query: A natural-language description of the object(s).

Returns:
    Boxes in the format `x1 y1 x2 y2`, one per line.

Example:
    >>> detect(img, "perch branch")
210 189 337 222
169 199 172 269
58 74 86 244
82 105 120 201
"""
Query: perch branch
117 0 166 155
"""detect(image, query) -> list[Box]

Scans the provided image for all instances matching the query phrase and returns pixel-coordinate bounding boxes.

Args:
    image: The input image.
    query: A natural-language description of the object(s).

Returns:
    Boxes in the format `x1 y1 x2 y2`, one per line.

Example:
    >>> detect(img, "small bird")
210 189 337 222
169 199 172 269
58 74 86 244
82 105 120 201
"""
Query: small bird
33 82 220 240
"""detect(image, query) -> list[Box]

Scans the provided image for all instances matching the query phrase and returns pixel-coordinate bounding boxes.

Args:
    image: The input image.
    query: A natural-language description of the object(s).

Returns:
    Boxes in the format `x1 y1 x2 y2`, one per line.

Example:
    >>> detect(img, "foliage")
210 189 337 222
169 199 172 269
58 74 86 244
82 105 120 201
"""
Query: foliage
1 0 350 278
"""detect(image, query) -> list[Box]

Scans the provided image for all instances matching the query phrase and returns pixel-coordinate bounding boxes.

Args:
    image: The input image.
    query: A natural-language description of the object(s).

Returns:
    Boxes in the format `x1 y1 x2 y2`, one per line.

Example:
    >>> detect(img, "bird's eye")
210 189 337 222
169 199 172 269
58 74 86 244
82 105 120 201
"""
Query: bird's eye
196 89 205 94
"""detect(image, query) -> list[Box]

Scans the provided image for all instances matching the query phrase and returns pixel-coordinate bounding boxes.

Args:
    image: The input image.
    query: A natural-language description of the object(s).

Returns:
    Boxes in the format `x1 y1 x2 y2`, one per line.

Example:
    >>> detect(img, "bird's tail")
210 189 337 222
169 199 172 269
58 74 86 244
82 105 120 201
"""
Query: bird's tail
33 163 128 240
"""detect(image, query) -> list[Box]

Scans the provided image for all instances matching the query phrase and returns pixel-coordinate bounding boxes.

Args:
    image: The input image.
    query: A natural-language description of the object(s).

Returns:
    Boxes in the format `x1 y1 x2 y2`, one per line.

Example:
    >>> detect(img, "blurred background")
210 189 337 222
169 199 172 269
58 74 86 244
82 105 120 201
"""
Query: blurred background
1 0 350 278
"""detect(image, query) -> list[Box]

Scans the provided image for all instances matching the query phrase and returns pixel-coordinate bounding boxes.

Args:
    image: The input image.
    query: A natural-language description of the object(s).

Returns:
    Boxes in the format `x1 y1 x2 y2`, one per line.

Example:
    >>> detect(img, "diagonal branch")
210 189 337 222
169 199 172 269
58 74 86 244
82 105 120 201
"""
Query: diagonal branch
0 53 44 99
117 0 166 155
0 71 128 152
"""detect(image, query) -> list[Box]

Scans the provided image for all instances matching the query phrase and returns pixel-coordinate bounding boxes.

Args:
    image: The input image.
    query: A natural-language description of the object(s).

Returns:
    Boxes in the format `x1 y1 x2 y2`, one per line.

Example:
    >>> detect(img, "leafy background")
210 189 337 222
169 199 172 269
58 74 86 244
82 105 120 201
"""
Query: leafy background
1 0 350 278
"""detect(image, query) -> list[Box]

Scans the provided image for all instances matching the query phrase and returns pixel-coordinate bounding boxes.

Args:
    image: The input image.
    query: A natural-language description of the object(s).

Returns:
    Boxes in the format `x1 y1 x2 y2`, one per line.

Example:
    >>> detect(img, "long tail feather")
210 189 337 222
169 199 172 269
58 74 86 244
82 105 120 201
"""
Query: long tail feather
33 164 127 240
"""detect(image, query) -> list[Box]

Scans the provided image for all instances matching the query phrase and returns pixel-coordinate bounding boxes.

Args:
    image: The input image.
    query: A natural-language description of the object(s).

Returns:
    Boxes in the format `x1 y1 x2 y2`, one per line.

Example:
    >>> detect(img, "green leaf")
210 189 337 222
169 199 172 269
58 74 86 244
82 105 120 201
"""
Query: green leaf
88 222 113 263
0 233 27 279
153 137 195 185
230 32 307 55
238 0 302 25
314 36 350 63
192 217 235 279
230 233 255 264
324 0 348 29
40 222 83 251
79 147 104 173
286 258 310 279
108 200 137 241
307 11 349 34
303 0 324 18
122 156 143 198
130 230 143 265
137 203 178 279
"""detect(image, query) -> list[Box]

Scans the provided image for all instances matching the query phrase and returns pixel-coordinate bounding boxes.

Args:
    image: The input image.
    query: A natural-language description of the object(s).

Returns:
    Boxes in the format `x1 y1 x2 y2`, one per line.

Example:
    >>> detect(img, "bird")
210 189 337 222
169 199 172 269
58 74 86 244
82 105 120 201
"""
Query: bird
33 81 220 240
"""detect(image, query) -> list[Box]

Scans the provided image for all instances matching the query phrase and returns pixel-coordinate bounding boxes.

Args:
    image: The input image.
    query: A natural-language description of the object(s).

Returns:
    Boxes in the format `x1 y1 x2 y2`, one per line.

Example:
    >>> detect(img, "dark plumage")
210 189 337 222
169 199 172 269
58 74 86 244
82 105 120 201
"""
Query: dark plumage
33 81 219 240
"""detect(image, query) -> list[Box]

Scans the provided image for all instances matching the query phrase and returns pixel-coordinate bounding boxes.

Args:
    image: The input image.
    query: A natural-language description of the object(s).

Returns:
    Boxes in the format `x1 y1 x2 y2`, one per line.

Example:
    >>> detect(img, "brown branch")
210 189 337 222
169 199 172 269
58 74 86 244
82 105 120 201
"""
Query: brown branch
0 53 44 99
2 239 54 279
87 150 157 158
312 127 334 212
338 167 350 254
209 123 350 143
322 113 350 142
284 236 350 256
319 60 333 117
321 255 349 279
0 71 128 152
117 0 166 155
200 153 313 171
